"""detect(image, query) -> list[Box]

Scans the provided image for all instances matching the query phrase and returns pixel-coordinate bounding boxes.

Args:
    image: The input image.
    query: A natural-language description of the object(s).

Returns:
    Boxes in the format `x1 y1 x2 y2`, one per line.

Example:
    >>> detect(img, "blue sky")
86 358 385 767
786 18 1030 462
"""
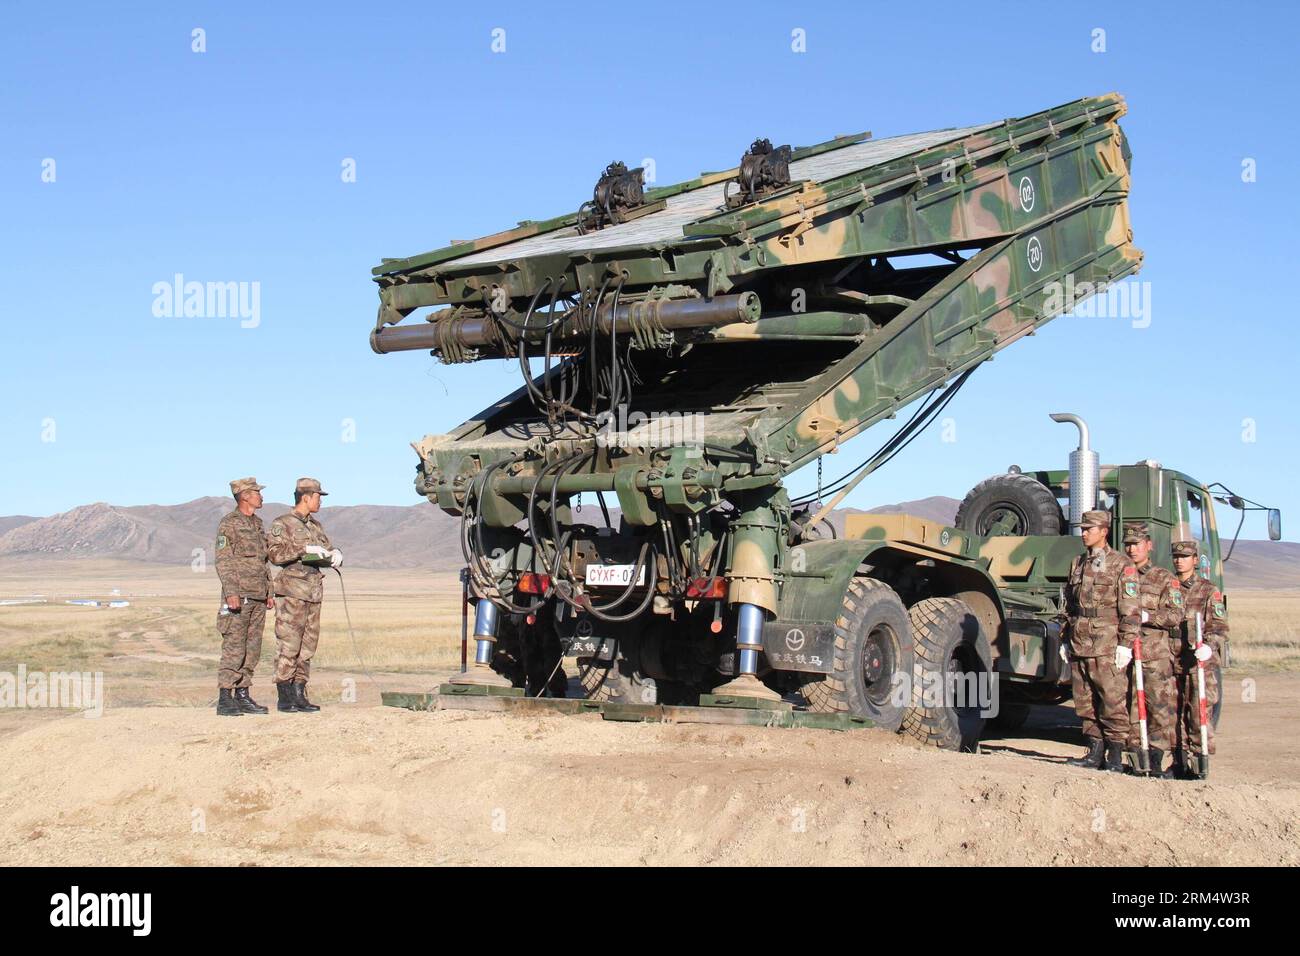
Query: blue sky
1 0 1296 542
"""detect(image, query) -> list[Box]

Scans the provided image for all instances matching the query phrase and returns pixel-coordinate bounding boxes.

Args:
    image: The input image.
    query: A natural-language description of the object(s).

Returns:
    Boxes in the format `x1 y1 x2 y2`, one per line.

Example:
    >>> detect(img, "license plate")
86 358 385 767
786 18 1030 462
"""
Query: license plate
585 563 646 587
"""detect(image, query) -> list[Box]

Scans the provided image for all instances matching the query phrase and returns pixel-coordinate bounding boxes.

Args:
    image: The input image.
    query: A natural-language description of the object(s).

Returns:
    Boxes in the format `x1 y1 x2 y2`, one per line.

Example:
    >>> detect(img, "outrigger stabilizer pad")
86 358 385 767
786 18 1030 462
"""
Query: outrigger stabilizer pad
447 663 514 689
707 673 784 705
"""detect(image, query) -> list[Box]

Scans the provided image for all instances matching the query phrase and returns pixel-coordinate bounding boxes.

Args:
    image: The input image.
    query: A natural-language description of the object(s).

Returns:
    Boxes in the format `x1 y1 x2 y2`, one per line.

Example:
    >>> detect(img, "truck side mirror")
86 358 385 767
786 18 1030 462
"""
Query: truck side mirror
1268 509 1282 541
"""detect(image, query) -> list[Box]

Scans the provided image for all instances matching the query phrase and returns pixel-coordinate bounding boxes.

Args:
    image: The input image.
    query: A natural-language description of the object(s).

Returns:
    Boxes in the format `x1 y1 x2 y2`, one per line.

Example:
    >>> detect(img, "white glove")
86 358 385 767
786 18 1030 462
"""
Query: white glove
1194 643 1213 663
1140 610 1149 624
303 545 328 560
1115 645 1133 669
1059 642 1070 664
330 548 343 568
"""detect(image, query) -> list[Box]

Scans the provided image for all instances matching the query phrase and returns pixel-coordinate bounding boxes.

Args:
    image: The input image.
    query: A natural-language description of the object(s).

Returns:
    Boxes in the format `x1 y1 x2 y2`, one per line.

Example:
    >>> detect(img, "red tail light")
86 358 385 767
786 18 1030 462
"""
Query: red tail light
686 576 727 599
518 572 551 595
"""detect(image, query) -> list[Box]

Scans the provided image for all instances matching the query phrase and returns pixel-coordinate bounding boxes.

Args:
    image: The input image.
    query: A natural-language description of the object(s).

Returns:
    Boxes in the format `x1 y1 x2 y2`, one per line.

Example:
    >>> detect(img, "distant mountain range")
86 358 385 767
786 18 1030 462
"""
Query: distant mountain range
0 516 38 537
0 495 1293 588
0 498 462 570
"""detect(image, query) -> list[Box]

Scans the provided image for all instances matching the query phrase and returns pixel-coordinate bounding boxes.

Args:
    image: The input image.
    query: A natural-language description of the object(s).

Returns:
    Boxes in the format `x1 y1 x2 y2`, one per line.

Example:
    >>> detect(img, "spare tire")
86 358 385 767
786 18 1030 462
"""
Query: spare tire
954 473 1064 537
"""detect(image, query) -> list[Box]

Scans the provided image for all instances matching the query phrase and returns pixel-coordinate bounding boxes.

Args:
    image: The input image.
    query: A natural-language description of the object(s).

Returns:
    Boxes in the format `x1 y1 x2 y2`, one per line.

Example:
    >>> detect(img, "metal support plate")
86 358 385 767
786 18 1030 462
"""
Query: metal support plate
382 690 873 731
438 682 525 698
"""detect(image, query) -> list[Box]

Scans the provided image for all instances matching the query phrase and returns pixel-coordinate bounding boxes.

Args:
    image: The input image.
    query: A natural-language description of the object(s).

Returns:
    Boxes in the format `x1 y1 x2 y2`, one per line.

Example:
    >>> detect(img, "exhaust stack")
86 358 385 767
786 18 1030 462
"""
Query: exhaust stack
1050 413 1099 536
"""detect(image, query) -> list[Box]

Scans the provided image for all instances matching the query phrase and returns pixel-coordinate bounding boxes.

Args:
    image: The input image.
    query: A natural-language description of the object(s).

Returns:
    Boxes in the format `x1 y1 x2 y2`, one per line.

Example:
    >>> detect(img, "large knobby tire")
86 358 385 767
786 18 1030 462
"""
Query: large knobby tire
496 614 567 697
954 473 1064 537
900 597 993 752
578 653 658 704
799 578 913 731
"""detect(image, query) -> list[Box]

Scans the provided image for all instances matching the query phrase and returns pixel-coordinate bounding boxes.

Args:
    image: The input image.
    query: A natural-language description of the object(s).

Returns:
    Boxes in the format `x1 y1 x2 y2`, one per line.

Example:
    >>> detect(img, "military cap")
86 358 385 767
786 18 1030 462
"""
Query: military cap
230 477 265 497
295 477 329 496
1122 521 1151 544
1171 540 1199 558
1080 509 1111 529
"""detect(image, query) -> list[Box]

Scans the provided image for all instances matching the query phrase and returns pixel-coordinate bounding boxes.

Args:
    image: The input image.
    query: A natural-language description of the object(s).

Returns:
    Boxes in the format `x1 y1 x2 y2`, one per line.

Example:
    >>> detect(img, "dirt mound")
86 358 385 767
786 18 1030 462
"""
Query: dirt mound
1 706 1295 866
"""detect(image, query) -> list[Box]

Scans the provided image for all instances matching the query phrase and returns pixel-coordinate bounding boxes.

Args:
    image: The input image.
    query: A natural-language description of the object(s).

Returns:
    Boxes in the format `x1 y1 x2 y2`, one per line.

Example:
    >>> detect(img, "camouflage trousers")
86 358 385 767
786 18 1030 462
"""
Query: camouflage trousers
273 596 322 684
1070 656 1131 743
1125 655 1177 751
217 600 266 689
1173 663 1220 756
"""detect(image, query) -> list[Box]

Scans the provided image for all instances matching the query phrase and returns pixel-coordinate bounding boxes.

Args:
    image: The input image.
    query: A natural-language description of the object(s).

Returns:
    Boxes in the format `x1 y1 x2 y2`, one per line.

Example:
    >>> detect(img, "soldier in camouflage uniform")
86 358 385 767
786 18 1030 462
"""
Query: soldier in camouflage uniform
214 477 273 716
1121 522 1183 775
1169 540 1227 779
1059 509 1141 772
267 478 341 713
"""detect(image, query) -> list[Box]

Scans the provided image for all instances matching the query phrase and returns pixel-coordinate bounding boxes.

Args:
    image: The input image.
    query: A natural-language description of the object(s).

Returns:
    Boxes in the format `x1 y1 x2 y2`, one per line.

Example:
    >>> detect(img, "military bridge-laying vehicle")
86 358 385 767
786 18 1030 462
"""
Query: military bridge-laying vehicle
370 93 1281 748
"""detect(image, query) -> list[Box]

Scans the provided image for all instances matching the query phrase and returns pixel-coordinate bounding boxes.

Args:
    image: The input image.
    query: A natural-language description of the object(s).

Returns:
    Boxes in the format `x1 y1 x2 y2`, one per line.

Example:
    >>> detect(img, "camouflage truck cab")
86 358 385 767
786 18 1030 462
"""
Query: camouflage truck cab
827 455 1275 741
826 464 1221 686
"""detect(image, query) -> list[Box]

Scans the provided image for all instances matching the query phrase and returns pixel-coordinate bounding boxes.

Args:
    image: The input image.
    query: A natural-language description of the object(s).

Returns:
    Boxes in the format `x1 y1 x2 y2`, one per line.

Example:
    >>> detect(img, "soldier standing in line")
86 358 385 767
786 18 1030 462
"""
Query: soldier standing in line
266 478 341 713
214 477 273 716
1121 522 1183 776
1059 509 1142 772
1169 540 1228 780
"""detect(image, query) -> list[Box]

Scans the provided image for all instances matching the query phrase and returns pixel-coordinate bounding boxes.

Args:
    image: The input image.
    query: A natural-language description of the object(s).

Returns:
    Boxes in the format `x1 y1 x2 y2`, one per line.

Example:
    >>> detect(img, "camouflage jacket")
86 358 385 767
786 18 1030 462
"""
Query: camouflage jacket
1061 544 1141 657
1175 575 1228 670
215 509 271 600
1133 561 1183 660
266 511 333 603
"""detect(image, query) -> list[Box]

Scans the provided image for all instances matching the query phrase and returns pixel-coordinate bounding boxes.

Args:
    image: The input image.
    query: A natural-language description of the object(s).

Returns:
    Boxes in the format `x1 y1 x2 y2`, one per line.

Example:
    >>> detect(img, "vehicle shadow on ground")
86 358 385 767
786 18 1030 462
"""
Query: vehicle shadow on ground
979 704 1086 763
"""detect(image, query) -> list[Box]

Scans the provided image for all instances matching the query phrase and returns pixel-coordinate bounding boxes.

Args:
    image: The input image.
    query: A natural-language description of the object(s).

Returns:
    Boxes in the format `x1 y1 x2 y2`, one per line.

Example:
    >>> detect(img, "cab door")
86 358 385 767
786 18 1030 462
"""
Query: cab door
1173 478 1223 590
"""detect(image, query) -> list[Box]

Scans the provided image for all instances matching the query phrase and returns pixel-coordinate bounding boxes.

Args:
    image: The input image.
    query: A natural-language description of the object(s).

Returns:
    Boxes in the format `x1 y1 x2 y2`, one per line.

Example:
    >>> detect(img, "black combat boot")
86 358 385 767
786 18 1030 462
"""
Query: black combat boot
1147 747 1166 778
216 687 242 717
1066 738 1105 768
234 686 268 714
1161 749 1186 779
1187 753 1210 781
293 681 321 712
276 682 299 713
1103 741 1126 773
1125 747 1151 776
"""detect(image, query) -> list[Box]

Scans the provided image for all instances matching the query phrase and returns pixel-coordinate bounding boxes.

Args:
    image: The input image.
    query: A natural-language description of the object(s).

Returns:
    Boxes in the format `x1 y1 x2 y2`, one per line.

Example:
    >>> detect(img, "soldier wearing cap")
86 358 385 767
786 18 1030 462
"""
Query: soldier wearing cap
1121 521 1183 775
214 477 273 716
1058 509 1142 772
266 478 341 713
1169 540 1228 779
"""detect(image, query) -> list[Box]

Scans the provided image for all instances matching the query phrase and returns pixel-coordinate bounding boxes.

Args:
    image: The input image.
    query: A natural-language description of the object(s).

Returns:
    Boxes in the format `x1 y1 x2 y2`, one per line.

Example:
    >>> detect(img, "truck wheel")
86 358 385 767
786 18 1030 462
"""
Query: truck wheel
900 597 992 752
578 655 658 704
954 473 1064 537
799 578 913 731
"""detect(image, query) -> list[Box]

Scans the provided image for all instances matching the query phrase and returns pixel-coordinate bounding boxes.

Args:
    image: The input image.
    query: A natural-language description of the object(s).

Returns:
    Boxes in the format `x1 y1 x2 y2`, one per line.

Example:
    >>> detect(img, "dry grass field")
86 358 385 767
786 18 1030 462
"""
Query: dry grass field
0 561 464 709
1223 590 1300 670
